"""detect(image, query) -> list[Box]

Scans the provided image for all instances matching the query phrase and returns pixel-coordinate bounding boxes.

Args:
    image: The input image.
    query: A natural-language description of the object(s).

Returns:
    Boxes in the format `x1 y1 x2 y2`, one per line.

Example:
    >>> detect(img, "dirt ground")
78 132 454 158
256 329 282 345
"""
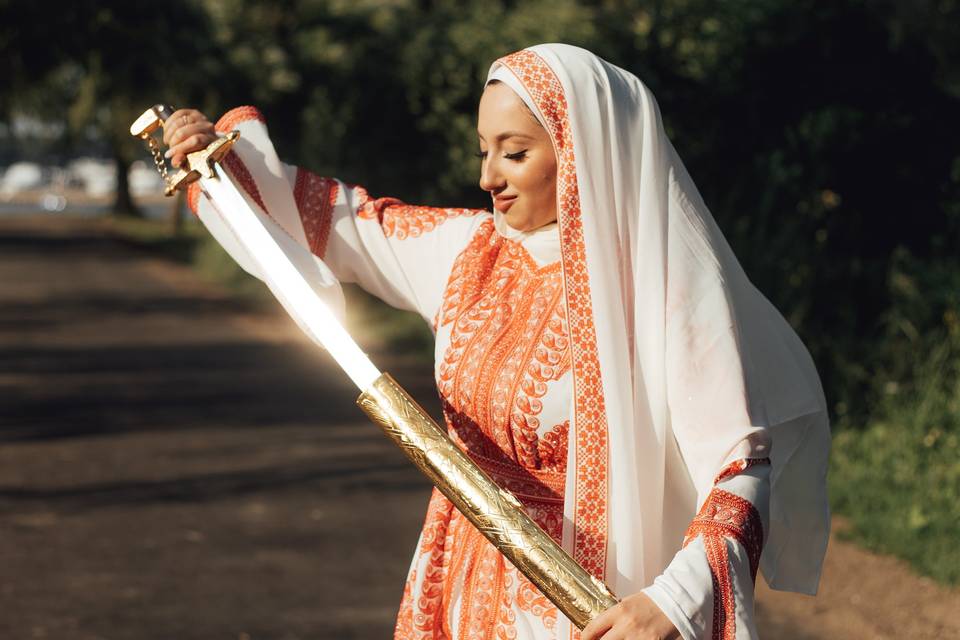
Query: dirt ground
0 215 957 639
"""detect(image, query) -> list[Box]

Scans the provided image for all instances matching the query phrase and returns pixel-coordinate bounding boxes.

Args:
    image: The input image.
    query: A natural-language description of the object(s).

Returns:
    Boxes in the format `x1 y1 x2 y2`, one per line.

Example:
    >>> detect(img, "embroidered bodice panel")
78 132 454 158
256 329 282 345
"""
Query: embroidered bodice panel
434 217 570 483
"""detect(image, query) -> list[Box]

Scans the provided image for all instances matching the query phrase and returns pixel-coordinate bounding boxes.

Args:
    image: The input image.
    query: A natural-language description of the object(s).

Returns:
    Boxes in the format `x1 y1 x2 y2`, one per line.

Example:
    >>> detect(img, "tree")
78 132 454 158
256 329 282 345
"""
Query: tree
1 0 219 215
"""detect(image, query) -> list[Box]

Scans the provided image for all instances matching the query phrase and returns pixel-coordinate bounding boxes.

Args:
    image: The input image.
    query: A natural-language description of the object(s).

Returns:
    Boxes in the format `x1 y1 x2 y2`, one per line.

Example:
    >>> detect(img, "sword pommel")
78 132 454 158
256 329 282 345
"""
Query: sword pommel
129 104 176 138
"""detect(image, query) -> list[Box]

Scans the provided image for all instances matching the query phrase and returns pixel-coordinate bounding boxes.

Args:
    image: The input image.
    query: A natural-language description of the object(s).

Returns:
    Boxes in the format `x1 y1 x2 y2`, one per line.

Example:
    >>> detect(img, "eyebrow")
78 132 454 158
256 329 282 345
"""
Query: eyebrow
477 130 537 142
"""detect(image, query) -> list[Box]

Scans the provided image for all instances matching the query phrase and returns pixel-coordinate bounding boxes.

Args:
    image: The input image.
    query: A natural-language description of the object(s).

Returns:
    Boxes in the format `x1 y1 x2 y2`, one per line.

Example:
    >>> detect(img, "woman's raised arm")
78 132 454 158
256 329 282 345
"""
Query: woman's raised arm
175 106 490 325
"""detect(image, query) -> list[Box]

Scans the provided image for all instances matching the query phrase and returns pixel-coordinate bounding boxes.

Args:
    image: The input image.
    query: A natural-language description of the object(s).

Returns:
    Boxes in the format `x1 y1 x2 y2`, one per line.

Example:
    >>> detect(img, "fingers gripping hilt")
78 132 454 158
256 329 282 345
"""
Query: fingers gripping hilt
129 104 239 197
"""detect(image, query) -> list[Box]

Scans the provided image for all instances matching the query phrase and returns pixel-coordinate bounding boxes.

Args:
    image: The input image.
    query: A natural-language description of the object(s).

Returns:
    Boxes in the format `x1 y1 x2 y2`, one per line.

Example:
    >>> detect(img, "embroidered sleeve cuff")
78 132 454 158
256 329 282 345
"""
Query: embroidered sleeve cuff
672 457 768 640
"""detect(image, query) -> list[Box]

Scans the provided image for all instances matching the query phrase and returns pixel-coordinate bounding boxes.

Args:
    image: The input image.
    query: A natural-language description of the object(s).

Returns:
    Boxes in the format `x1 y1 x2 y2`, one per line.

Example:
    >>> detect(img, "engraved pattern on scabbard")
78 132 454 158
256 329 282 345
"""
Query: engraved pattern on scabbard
356 373 617 630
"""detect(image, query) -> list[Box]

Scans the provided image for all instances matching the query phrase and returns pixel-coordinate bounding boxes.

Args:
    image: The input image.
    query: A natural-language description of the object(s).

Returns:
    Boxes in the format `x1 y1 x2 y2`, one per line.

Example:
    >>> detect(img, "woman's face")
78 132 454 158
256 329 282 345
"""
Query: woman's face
477 81 557 231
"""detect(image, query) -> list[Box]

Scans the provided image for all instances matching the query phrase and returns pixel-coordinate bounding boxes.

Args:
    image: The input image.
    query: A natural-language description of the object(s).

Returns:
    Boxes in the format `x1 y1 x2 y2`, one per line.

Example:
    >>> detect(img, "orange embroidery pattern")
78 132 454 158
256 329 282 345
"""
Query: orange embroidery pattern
394 566 416 637
434 218 501 330
497 49 610 583
436 220 567 467
446 504 563 640
713 457 772 485
186 106 268 216
683 488 765 640
396 219 570 638
221 153 268 214
510 288 569 469
215 105 266 133
538 421 569 470
396 466 566 638
352 185 481 240
186 181 201 215
459 529 506 638
515 567 558 632
214 106 270 215
495 568 519 640
394 489 456 639
293 168 339 257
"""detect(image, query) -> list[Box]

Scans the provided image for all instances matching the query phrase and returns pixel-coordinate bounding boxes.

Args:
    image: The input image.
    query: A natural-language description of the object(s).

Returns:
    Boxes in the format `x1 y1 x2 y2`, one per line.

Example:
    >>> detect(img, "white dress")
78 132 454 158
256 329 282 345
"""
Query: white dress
190 107 775 640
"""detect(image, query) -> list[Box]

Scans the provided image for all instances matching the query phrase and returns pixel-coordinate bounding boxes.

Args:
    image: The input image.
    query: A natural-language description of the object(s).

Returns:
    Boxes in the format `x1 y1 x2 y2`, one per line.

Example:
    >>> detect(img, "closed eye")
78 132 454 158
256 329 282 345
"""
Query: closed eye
475 150 527 160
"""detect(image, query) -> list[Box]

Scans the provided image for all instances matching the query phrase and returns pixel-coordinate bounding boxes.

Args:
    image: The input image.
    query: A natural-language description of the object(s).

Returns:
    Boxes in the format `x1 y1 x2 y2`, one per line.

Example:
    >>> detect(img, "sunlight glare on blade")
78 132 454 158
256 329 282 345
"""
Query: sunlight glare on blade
204 164 381 390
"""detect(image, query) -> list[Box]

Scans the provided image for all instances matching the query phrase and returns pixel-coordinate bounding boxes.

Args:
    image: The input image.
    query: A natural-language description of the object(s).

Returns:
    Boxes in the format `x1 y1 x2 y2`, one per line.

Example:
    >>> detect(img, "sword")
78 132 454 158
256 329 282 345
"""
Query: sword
131 104 618 630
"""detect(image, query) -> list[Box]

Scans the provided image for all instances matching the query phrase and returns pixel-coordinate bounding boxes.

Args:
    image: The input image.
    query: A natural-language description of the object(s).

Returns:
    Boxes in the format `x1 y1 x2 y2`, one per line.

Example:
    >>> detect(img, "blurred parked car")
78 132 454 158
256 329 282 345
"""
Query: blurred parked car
0 162 44 199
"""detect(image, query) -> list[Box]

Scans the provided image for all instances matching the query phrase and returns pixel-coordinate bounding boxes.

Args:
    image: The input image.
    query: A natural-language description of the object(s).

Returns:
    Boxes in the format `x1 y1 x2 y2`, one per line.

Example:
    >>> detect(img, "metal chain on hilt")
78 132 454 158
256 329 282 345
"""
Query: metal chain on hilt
145 134 171 190
129 104 177 193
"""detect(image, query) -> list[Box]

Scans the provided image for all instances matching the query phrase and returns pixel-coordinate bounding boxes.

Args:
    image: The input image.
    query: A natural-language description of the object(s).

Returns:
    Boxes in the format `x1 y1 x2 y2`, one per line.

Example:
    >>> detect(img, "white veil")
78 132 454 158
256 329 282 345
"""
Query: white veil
488 44 830 638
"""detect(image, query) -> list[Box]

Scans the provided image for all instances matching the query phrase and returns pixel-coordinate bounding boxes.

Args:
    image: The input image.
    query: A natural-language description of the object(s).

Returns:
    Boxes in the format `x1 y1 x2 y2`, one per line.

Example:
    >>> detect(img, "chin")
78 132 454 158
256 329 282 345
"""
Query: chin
500 210 534 231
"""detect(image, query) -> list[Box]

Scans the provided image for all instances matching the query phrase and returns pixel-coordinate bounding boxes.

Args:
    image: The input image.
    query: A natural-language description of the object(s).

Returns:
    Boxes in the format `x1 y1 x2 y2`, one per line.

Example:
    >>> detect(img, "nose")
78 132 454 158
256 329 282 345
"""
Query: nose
478 156 504 193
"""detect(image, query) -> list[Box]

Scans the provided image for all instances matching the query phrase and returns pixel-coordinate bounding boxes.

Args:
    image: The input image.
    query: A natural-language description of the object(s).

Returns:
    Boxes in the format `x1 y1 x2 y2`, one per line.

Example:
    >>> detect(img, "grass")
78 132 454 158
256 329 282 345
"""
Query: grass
830 337 960 586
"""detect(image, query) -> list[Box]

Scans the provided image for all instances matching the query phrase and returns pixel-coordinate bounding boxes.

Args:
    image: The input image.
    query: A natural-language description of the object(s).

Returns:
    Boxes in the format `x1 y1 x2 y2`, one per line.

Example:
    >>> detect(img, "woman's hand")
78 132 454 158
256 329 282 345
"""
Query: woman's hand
581 592 680 640
161 108 218 169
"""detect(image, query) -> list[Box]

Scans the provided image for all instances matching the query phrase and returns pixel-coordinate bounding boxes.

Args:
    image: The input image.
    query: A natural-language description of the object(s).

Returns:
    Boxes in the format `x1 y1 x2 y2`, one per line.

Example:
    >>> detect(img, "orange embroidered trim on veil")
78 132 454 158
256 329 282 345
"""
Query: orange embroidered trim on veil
497 49 610 586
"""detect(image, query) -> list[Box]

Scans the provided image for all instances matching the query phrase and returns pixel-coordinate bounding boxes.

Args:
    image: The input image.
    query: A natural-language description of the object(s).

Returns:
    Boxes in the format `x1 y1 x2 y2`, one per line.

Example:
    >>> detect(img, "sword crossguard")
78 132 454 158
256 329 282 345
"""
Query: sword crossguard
163 131 239 196
130 104 240 197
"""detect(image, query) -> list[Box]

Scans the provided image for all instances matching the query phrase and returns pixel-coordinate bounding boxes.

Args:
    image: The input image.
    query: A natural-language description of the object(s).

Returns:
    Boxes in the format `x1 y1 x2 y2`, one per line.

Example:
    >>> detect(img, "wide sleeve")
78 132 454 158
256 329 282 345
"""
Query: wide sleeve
187 106 490 324
642 455 771 640
308 179 490 321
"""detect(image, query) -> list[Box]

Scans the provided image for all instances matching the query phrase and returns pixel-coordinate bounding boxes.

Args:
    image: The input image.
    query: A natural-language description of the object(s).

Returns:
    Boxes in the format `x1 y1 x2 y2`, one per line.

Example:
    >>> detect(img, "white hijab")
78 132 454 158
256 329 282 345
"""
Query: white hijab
488 44 830 637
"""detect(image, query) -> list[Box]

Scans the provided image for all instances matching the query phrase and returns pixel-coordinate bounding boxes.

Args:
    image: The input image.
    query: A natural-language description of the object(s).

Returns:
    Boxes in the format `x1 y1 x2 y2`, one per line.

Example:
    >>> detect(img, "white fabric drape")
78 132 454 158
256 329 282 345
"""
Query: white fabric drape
488 44 830 639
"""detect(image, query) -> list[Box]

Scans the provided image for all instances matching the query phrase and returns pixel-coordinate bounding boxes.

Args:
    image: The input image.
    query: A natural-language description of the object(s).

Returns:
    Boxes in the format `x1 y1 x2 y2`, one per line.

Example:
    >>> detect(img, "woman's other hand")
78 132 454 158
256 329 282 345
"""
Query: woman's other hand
581 592 680 640
162 109 217 169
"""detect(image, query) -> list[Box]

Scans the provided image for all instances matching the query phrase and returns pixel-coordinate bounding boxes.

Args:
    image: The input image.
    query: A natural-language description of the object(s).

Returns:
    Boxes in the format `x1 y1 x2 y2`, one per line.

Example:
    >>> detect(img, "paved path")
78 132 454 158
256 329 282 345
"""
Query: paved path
0 215 957 639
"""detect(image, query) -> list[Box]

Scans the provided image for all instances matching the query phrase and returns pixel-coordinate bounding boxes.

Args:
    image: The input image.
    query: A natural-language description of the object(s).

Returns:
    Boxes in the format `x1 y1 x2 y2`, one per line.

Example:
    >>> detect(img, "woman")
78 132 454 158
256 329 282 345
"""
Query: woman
164 44 830 640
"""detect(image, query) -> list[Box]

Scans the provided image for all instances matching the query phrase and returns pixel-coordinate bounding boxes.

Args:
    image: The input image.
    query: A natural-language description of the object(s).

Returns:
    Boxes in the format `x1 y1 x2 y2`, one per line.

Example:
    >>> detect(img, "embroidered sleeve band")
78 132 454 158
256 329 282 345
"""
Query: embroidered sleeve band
681 458 769 640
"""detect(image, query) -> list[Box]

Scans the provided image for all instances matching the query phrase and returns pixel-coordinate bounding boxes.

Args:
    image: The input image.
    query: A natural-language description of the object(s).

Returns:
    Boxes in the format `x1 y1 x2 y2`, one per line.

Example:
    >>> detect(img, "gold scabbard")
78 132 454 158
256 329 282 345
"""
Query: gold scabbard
357 373 618 630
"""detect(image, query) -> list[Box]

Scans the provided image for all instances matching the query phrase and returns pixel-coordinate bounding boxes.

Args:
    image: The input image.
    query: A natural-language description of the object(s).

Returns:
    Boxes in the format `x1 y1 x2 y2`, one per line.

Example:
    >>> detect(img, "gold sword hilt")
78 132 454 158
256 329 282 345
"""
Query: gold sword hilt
130 104 239 196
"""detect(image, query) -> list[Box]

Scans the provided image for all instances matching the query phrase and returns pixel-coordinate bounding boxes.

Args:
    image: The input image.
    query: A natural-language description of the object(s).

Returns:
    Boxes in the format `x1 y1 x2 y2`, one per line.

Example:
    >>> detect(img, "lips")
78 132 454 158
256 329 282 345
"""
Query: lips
493 195 517 212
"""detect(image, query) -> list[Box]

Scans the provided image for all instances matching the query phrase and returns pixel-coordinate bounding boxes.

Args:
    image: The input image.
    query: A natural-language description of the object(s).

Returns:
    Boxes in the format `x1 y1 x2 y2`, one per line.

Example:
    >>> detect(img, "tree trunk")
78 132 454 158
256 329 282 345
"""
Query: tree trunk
112 145 140 217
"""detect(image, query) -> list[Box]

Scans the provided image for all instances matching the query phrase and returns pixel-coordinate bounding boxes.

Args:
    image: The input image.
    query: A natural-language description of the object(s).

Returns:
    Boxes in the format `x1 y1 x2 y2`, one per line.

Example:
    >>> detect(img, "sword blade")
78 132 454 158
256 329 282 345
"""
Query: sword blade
199 164 381 390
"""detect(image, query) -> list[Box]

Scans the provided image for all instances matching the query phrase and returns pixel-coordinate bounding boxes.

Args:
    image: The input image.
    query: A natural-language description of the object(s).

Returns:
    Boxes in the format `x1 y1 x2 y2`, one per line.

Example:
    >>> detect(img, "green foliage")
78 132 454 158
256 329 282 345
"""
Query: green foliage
190 1 960 423
1 0 220 213
831 405 960 585
829 252 960 586
831 276 960 583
